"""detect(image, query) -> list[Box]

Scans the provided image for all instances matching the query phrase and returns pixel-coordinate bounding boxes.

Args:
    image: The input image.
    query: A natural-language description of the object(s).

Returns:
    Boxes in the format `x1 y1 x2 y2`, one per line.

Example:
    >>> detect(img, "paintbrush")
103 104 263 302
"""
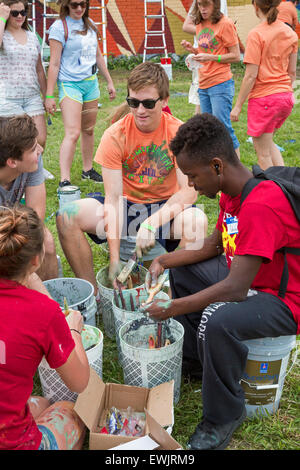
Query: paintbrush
144 271 169 305
116 252 137 284
63 297 70 317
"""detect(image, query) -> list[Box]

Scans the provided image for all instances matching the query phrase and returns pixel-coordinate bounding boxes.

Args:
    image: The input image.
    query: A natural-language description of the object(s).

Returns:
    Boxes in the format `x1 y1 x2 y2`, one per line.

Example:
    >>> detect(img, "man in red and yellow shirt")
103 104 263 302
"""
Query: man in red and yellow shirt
144 113 299 451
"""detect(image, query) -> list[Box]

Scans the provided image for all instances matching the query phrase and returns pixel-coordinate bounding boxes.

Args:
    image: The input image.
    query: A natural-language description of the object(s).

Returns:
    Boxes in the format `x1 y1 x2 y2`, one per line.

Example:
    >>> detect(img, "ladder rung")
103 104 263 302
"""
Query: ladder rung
42 14 59 18
145 30 165 34
145 0 164 3
145 15 165 18
144 46 166 50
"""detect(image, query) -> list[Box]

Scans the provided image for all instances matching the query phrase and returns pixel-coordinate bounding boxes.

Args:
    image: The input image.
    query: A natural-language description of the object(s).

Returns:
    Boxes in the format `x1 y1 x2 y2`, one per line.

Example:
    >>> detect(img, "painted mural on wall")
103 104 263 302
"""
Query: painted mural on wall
29 0 299 59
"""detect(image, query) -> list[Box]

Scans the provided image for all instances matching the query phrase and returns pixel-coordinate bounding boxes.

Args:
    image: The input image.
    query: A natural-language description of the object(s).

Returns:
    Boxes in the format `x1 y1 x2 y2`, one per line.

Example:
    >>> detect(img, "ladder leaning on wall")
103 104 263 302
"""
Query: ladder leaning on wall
27 0 36 33
143 0 168 62
40 0 108 70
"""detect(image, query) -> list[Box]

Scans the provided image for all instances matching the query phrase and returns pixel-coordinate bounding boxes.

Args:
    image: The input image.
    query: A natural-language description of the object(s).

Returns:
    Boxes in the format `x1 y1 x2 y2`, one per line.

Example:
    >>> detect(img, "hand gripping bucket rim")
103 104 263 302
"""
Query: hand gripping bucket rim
118 317 184 404
38 325 103 404
241 335 297 417
43 277 97 326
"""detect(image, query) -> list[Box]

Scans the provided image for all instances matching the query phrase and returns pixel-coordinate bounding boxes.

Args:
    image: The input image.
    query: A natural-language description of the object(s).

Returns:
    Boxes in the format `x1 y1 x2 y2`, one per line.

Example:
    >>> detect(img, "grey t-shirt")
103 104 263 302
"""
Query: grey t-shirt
0 155 44 206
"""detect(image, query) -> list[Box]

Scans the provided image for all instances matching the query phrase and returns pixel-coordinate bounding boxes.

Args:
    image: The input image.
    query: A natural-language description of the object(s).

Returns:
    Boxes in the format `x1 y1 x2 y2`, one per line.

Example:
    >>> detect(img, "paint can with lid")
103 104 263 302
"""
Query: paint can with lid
57 185 81 208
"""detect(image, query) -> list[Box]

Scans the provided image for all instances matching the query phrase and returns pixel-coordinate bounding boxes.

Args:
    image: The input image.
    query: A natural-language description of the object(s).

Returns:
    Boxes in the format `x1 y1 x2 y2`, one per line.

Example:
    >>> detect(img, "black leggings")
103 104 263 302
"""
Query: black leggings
170 256 297 424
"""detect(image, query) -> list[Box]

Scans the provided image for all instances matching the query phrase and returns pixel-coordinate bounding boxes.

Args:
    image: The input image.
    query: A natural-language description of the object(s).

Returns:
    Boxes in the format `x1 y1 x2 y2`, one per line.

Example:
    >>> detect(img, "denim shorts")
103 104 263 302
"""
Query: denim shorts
58 74 100 104
86 192 180 253
0 94 44 117
198 79 239 149
38 425 59 450
247 92 294 137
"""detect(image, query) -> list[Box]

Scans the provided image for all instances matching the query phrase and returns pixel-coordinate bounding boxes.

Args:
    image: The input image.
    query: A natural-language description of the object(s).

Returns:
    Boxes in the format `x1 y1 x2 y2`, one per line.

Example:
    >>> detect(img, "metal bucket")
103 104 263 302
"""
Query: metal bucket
241 335 297 417
119 317 184 404
38 325 103 404
112 287 170 363
96 264 148 339
57 185 80 208
43 278 97 326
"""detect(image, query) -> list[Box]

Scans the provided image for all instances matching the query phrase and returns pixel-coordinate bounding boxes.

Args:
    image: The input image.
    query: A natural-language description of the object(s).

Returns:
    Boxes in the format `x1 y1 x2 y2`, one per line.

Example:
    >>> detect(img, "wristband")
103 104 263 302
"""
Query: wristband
217 55 221 63
70 328 81 335
45 95 54 99
140 222 156 234
0 17 7 24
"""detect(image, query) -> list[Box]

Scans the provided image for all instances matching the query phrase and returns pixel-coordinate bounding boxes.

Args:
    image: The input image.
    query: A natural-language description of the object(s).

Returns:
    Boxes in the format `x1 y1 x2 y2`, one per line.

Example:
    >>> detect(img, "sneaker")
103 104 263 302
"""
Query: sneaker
82 168 103 183
187 408 247 450
59 179 71 187
182 359 203 381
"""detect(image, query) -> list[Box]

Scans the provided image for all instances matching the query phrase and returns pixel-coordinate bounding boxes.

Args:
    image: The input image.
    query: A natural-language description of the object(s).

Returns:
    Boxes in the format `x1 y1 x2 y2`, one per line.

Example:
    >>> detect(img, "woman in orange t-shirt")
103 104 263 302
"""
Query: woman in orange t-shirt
181 0 241 157
231 0 298 169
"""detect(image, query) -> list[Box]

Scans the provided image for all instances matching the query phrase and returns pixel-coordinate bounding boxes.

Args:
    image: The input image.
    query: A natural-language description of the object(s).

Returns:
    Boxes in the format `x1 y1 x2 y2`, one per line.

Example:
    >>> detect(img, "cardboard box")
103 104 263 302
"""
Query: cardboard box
109 410 181 450
74 368 175 450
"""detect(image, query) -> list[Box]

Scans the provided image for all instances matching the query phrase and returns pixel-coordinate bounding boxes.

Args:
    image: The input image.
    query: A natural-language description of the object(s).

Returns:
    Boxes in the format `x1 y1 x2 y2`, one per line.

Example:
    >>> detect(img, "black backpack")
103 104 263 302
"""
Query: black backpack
241 165 300 298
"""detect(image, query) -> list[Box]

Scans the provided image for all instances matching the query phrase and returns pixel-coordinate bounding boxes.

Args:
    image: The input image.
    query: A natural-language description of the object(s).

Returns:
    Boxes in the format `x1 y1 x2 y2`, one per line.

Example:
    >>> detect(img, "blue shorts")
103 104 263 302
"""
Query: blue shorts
38 425 59 450
86 193 180 253
58 74 100 104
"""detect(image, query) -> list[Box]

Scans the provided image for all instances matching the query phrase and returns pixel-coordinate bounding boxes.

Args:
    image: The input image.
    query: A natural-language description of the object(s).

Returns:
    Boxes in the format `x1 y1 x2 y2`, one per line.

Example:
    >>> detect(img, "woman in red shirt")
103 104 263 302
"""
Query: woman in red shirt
0 205 89 450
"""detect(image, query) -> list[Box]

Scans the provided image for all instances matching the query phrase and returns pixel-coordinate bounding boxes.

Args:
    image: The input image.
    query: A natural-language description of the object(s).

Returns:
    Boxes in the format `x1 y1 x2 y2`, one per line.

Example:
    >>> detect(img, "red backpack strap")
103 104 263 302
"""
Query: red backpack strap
62 18 68 43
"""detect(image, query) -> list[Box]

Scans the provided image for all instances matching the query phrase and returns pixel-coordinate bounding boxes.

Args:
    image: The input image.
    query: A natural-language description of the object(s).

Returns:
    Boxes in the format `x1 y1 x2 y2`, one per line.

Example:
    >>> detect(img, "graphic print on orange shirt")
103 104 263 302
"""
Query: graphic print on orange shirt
122 140 175 187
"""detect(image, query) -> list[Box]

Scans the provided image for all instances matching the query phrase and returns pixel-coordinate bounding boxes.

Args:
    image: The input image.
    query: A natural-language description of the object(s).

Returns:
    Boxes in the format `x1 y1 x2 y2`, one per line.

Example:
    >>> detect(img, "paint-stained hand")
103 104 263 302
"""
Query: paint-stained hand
66 309 84 333
108 260 123 288
146 258 165 290
136 225 156 259
144 298 174 321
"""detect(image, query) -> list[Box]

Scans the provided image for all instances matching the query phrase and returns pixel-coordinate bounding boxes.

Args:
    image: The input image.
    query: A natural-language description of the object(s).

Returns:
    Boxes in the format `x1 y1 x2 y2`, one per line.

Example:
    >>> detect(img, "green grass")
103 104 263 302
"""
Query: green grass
34 66 300 450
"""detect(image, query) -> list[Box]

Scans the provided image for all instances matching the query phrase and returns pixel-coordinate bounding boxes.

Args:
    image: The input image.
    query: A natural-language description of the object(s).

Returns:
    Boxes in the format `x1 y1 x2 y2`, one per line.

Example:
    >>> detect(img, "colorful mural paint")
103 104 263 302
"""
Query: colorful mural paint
30 0 299 59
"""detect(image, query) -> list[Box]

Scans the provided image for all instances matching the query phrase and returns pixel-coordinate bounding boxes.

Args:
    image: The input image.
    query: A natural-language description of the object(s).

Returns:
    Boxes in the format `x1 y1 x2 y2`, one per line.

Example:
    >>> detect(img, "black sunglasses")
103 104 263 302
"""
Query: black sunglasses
126 96 161 110
10 9 27 17
69 1 86 9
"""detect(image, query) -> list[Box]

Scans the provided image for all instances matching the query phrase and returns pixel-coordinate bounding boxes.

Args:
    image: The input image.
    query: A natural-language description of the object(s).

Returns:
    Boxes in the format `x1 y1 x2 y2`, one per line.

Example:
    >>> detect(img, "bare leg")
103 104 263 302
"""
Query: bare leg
36 401 86 450
36 228 58 280
170 206 208 250
32 114 47 149
252 133 276 170
270 136 284 166
59 98 82 182
80 100 98 172
56 198 105 294
235 147 240 160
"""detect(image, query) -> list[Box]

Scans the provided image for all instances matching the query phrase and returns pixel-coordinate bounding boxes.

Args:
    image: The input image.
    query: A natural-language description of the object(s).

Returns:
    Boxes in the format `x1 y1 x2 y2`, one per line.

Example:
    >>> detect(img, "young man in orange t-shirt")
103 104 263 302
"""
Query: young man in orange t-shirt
56 62 207 294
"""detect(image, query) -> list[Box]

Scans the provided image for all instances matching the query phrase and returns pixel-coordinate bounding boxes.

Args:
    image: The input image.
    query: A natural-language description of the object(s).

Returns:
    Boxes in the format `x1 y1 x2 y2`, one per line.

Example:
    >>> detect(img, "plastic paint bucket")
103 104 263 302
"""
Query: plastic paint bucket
38 325 103 404
112 287 170 363
43 278 97 327
241 335 297 417
57 185 80 208
119 317 184 404
96 264 148 339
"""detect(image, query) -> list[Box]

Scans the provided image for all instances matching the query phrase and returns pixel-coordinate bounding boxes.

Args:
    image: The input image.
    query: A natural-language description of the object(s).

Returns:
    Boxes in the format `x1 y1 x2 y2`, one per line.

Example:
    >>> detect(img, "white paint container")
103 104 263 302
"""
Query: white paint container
38 326 103 404
241 335 297 417
57 185 80 208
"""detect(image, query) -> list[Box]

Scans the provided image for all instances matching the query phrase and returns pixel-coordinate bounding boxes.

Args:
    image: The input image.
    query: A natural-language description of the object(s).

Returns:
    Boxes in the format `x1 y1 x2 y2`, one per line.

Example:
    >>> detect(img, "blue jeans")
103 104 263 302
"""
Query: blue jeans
198 79 239 150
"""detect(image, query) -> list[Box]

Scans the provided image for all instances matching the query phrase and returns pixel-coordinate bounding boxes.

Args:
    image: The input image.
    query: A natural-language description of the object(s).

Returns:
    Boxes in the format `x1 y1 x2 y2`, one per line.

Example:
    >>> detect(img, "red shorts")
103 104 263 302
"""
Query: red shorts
247 92 294 137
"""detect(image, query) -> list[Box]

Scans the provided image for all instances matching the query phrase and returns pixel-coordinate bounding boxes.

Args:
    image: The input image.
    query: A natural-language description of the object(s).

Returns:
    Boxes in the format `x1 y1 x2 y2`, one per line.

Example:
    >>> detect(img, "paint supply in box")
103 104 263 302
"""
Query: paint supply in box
112 287 170 364
241 335 297 417
57 185 80 208
119 317 184 404
38 325 103 403
43 277 97 326
96 263 148 338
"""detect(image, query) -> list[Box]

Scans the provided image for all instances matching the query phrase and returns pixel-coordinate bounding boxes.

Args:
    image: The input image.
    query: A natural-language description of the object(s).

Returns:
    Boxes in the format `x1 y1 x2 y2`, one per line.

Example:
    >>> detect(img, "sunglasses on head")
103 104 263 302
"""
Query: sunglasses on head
126 96 161 110
69 1 86 9
10 9 27 17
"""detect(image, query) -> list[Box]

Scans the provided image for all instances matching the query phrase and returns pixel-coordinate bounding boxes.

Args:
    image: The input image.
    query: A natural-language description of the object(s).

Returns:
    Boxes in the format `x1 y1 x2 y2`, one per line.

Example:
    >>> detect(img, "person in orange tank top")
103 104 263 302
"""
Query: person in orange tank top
231 0 298 169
